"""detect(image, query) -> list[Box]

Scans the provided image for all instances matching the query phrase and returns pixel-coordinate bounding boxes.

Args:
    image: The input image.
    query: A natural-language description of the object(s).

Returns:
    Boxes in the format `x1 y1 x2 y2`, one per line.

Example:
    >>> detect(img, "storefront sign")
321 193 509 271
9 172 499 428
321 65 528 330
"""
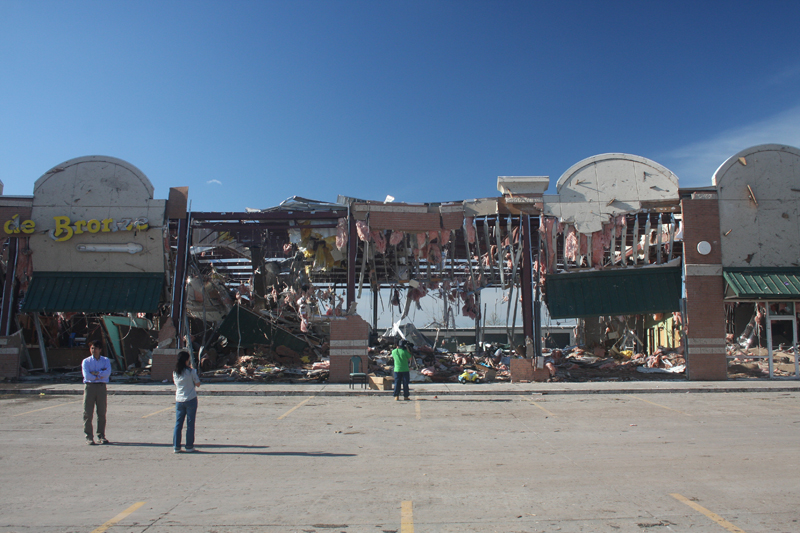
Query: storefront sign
48 216 150 241
3 214 35 235
3 214 150 240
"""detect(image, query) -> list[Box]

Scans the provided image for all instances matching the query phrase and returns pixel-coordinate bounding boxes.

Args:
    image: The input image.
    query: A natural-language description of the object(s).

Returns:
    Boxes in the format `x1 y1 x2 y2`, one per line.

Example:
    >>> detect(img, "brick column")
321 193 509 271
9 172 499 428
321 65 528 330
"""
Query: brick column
0 334 21 379
329 315 370 383
151 348 181 381
682 196 727 380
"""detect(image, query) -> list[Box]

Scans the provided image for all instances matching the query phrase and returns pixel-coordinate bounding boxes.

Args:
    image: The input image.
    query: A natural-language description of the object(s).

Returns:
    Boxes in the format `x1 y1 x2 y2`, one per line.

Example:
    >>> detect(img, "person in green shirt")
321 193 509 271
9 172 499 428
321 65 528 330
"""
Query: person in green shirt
391 340 413 401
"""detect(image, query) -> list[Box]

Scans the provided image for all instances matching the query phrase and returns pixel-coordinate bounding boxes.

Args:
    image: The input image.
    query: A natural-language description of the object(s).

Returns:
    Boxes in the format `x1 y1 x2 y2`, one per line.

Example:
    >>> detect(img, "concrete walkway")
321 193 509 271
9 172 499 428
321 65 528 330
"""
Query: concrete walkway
2 377 799 396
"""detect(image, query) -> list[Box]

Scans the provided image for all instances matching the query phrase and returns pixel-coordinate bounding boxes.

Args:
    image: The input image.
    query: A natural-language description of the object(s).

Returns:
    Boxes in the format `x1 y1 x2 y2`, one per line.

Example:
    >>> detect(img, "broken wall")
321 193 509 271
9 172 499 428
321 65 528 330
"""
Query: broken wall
714 144 800 268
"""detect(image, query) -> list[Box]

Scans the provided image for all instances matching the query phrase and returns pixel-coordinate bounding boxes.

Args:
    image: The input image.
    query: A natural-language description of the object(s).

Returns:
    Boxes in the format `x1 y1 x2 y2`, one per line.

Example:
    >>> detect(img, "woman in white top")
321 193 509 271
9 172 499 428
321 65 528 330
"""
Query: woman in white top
173 351 201 453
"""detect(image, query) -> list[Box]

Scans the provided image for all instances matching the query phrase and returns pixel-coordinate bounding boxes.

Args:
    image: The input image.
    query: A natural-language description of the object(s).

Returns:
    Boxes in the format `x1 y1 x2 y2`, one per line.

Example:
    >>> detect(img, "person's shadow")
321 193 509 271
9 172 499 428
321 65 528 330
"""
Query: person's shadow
110 442 356 456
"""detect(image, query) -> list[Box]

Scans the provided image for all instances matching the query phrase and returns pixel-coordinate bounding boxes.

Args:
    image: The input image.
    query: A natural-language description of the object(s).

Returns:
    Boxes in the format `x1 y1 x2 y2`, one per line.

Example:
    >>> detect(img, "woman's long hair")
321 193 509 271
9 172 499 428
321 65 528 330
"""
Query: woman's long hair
174 351 191 375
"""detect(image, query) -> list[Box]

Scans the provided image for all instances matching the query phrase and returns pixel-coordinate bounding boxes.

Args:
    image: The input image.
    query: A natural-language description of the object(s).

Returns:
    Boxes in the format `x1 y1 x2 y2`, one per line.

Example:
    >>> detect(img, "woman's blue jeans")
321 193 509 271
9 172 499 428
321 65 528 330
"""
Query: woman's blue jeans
393 371 410 398
173 397 197 450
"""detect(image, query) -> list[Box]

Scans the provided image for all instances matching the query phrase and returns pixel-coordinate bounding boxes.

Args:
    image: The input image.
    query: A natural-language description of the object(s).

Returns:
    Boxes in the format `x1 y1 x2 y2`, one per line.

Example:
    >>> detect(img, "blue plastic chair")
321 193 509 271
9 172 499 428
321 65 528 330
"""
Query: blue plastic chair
349 356 368 389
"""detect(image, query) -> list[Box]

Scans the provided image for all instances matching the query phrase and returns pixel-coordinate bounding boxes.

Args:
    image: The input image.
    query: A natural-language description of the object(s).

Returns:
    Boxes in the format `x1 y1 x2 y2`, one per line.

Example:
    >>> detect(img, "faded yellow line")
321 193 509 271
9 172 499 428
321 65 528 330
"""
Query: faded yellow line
520 396 555 417
401 500 414 533
11 400 81 417
415 400 421 420
631 395 691 416
278 397 313 420
91 501 146 533
671 493 746 532
142 406 173 419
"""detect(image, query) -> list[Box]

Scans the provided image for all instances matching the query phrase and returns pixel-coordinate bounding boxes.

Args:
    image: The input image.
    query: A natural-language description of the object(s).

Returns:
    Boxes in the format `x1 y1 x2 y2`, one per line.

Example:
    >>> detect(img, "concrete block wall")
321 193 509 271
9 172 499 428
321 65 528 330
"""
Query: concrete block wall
682 197 728 380
329 315 370 383
151 348 181 381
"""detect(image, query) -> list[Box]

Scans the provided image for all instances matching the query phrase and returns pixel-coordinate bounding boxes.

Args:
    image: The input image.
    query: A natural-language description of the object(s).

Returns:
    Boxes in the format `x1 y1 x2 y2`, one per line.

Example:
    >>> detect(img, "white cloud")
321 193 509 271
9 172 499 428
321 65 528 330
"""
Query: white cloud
660 104 800 187
207 179 222 185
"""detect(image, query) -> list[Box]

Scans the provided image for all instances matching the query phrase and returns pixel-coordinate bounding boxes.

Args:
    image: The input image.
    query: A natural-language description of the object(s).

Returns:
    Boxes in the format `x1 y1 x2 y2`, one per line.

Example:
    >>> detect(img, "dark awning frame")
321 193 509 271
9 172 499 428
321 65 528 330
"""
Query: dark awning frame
544 266 682 319
21 272 165 313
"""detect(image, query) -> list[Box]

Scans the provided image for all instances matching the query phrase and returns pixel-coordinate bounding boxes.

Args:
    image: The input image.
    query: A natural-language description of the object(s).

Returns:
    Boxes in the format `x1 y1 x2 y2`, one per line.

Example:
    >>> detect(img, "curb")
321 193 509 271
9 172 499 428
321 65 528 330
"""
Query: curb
2 386 799 397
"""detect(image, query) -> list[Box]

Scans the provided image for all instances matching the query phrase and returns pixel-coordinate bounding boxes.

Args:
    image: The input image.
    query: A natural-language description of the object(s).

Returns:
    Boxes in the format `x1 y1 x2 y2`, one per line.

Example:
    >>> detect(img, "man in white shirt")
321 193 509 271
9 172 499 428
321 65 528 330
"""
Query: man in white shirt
82 340 111 445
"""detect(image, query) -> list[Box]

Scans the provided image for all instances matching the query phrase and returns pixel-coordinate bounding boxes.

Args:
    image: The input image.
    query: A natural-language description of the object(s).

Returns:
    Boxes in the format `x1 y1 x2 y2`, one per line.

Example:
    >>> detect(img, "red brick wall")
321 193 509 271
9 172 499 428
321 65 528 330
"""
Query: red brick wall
682 198 727 380
329 315 370 383
682 199 722 264
151 348 181 381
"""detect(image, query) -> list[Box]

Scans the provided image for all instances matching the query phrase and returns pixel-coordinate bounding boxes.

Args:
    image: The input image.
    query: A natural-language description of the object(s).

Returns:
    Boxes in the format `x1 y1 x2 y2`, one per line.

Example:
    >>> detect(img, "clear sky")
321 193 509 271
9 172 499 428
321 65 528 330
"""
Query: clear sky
2 0 799 211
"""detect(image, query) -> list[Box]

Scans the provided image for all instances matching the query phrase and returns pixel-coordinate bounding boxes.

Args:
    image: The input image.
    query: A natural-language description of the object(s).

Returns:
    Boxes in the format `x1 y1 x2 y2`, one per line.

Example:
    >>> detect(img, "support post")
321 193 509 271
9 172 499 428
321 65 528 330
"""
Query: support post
347 211 356 307
34 313 49 373
520 215 535 347
171 215 190 347
1 238 19 336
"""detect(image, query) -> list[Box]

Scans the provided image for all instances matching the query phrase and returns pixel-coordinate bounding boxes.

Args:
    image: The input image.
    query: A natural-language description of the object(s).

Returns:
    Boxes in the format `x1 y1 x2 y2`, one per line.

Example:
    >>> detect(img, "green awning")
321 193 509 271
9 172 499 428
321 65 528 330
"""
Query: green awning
723 268 800 299
545 266 682 319
21 272 164 313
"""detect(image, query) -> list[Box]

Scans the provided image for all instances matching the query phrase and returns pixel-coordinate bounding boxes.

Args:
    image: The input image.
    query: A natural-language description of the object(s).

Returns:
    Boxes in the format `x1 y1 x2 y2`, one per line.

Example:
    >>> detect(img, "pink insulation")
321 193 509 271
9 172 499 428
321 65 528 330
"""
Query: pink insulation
356 220 371 241
336 218 348 250
371 230 387 253
389 230 404 247
465 217 476 243
564 226 578 262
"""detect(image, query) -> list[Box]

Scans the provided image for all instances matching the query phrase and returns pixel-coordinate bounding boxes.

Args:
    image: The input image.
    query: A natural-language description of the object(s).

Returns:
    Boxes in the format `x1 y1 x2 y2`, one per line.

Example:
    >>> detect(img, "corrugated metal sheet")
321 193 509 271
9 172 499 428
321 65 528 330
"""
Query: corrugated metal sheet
545 266 682 319
217 304 309 353
21 272 164 313
723 268 800 299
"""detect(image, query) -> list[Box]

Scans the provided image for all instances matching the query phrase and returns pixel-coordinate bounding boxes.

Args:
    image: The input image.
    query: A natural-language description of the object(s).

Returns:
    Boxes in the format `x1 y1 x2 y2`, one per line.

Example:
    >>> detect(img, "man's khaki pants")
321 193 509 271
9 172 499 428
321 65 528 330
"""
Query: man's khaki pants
83 383 107 440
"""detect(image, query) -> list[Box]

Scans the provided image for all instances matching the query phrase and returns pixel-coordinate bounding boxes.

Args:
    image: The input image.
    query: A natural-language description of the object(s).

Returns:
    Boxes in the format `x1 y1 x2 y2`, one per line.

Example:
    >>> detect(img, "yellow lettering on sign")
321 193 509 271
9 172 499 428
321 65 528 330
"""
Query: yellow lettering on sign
20 219 35 234
86 219 101 233
52 216 74 241
101 219 113 232
73 220 87 234
4 214 20 235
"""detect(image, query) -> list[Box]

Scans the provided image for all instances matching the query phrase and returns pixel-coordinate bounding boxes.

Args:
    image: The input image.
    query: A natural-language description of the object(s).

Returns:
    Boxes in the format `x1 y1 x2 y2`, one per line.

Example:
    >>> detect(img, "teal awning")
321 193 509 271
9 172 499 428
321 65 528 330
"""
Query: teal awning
21 272 164 313
545 266 682 319
723 268 800 299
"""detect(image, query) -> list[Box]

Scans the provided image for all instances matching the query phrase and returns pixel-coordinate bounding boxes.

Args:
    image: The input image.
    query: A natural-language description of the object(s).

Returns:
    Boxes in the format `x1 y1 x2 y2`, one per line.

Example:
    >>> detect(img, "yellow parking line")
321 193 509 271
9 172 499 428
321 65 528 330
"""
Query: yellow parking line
415 400 421 420
520 396 555 417
401 500 414 533
11 400 81 417
91 501 145 533
631 395 691 416
142 407 173 419
278 397 313 420
670 493 746 532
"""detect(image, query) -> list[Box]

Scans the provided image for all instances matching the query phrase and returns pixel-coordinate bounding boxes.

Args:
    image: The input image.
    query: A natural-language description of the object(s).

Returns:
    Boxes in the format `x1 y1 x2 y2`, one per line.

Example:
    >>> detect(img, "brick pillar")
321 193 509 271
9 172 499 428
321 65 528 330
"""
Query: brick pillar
0 334 21 379
329 314 370 383
682 196 727 380
151 348 181 381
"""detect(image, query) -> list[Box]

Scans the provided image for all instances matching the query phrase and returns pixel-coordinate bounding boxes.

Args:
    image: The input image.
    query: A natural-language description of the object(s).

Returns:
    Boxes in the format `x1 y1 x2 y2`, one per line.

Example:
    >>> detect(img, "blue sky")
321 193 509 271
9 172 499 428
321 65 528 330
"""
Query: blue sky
2 0 799 211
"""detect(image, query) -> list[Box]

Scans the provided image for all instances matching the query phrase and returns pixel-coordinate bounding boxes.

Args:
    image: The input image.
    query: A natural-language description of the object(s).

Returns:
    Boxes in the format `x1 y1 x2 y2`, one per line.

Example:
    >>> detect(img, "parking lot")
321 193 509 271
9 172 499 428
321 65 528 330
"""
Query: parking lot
1 389 798 532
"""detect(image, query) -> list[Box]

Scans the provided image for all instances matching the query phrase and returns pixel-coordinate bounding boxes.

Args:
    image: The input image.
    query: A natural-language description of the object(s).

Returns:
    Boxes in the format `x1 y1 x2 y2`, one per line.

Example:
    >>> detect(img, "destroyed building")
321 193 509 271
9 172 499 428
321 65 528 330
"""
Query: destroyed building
1 145 798 383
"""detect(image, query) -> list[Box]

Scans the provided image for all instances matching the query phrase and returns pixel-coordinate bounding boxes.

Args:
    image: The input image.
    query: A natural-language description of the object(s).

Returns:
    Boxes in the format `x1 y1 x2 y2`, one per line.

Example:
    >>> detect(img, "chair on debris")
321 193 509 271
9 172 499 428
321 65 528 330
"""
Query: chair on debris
349 355 368 389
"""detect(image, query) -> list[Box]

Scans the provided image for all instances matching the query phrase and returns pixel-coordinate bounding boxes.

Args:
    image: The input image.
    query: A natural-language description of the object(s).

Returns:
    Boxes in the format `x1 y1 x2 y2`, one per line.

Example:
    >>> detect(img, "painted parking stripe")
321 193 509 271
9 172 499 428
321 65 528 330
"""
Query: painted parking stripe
90 501 145 533
401 500 413 533
415 400 421 420
670 493 747 533
631 395 691 416
278 397 313 420
142 407 173 419
520 396 555 417
11 400 81 417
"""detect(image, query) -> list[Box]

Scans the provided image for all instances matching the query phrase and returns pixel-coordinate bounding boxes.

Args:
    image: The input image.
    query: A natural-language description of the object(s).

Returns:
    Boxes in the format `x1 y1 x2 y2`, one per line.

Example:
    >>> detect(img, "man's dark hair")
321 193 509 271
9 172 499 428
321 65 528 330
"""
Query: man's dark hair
90 340 103 349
